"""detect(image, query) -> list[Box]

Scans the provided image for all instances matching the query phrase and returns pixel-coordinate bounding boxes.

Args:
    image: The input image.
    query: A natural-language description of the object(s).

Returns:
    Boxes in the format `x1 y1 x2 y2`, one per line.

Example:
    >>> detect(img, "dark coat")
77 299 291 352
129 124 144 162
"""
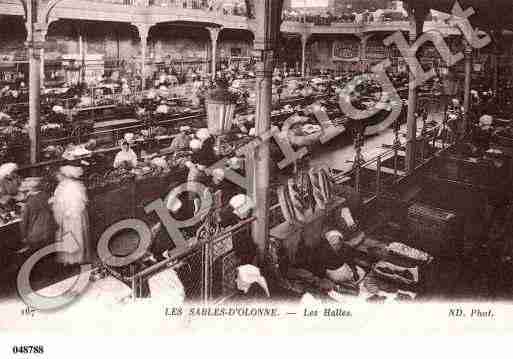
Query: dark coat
192 137 218 167
219 209 256 265
20 191 56 247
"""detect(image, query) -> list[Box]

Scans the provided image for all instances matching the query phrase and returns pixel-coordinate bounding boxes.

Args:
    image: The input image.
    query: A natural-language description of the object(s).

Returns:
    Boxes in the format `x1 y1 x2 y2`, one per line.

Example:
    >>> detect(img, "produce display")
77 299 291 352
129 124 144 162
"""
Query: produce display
386 242 433 263
87 167 136 190
0 200 20 226
373 261 418 285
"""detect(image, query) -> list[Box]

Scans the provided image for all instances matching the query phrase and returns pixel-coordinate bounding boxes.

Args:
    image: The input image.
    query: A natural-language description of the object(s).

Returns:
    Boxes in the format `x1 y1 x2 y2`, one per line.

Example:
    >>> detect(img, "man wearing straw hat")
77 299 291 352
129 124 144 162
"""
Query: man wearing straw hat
50 165 90 265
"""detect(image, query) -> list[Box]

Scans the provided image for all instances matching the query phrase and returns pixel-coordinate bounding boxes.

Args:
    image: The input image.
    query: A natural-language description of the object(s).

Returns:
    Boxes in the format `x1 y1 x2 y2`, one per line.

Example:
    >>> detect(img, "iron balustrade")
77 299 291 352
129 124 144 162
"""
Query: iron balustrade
112 216 256 303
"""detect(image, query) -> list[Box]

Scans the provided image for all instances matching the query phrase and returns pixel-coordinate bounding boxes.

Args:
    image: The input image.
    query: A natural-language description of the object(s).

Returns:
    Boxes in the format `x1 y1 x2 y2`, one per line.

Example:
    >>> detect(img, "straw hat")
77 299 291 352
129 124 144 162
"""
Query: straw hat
325 230 344 248
124 133 135 143
486 148 503 157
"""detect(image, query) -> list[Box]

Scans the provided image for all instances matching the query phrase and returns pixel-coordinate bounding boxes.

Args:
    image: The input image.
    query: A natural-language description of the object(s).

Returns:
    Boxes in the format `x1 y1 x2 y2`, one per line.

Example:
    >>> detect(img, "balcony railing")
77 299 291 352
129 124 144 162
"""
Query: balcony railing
81 0 248 16
282 11 409 26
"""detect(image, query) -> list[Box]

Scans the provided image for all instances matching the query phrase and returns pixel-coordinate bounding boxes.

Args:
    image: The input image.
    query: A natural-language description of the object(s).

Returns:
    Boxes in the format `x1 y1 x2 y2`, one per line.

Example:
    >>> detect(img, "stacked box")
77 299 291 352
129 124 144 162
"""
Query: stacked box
407 203 462 258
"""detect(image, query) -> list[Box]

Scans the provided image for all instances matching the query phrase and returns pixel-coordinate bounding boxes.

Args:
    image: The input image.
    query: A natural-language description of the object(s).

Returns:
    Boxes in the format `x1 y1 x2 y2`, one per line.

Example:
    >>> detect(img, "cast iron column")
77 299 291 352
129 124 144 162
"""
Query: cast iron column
27 19 47 164
358 34 370 73
300 32 309 77
207 27 221 80
405 8 426 173
492 43 499 96
40 46 45 87
250 0 283 265
135 23 150 90
463 40 472 134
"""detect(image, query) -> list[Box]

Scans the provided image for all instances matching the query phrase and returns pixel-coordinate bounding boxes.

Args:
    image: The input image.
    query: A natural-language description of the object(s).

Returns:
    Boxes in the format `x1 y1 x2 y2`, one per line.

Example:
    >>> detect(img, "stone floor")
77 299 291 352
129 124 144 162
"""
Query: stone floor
310 108 444 172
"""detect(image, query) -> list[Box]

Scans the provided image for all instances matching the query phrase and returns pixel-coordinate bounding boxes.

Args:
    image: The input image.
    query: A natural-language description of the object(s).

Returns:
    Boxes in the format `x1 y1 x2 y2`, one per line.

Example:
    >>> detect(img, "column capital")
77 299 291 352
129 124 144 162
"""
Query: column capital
207 26 222 44
356 33 373 43
463 39 473 56
25 22 48 49
133 22 154 41
408 13 426 41
300 32 310 45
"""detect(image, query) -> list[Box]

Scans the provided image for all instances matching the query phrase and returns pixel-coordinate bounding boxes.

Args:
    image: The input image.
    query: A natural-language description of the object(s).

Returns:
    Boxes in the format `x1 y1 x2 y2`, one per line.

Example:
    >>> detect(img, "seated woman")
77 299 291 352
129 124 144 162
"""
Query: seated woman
113 140 138 169
162 126 191 154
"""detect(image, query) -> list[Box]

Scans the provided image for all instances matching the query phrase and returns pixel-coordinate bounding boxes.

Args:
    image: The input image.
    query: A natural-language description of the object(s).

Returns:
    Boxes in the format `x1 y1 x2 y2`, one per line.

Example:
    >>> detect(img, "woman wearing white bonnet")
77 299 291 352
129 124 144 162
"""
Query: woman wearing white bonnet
196 128 210 142
50 165 90 265
113 137 138 169
189 138 202 155
192 128 217 167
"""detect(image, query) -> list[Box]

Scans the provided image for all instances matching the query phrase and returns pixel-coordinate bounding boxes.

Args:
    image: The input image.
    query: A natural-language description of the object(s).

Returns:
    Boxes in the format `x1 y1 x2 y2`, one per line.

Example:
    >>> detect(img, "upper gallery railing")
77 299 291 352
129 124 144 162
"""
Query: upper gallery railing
83 0 248 16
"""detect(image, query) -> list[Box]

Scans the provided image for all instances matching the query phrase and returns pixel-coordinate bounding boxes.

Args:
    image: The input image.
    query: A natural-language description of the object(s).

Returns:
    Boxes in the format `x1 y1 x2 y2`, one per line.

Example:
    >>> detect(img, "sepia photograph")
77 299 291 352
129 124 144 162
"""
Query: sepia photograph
0 0 512 347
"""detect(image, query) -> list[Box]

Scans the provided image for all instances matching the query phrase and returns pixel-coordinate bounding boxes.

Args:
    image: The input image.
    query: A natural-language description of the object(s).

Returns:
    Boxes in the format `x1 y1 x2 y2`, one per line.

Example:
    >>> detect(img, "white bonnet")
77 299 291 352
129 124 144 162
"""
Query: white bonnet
212 168 225 179
0 162 18 179
190 139 202 150
196 128 210 141
229 194 254 214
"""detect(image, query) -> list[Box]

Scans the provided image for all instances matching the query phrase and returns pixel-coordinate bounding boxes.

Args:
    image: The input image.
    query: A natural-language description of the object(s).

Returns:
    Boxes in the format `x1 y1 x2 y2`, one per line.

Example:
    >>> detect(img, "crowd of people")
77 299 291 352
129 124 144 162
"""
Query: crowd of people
0 114 256 271
281 8 408 25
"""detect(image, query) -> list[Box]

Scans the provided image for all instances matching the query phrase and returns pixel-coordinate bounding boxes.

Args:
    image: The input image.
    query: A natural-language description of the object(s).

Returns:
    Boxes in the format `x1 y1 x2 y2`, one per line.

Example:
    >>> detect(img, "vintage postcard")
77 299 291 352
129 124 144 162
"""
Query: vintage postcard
0 0 512 353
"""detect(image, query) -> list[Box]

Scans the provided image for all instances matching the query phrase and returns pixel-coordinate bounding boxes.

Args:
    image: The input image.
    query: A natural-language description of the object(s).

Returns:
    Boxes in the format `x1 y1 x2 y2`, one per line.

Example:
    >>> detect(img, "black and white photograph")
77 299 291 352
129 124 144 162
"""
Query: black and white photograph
0 0 512 349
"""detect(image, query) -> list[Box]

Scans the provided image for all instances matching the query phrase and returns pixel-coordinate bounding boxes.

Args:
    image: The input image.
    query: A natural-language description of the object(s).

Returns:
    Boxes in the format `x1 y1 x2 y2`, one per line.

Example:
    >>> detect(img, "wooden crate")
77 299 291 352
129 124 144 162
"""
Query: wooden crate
407 203 462 258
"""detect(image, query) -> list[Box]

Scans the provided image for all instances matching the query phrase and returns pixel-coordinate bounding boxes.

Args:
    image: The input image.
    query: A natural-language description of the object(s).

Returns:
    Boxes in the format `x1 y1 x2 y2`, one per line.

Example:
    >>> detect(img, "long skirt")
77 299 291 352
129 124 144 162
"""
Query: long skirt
55 212 91 265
